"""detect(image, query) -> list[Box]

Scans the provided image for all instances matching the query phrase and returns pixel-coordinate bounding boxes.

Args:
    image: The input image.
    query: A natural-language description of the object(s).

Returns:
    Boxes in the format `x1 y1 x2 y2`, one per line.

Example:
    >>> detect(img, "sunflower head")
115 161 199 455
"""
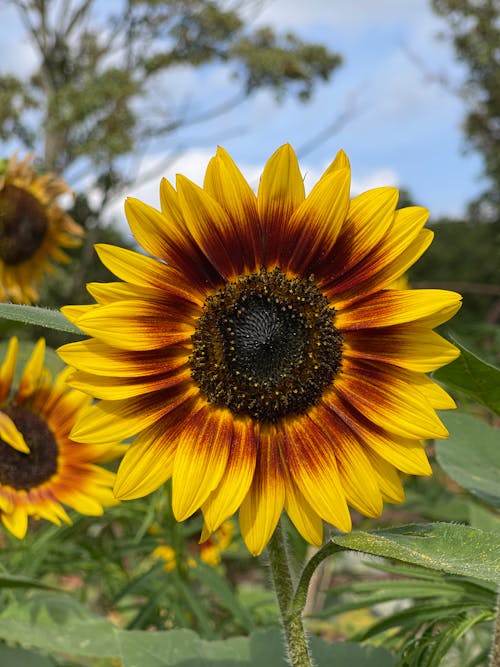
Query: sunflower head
0 153 84 304
0 337 124 539
59 145 461 555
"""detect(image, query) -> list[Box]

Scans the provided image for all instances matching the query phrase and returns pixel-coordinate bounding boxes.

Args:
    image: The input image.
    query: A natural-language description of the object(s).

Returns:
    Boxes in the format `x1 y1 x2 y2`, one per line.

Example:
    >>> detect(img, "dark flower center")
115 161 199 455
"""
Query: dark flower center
0 406 58 490
190 267 343 422
0 184 48 264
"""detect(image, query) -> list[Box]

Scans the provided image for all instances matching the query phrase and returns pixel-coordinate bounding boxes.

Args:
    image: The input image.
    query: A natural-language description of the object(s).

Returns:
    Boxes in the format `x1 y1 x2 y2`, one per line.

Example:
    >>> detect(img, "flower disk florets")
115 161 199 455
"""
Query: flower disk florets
190 267 343 423
0 406 58 490
0 185 48 264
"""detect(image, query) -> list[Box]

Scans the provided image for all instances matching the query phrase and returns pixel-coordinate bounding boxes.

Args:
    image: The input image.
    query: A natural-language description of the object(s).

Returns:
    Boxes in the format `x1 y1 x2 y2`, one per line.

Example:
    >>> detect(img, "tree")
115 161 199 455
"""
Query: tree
432 0 500 218
0 0 343 315
0 0 342 193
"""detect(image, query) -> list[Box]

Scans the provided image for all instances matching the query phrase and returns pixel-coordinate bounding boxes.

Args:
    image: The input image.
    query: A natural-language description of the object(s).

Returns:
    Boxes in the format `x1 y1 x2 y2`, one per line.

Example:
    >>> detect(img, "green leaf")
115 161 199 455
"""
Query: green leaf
436 413 500 507
419 611 492 667
433 339 500 415
468 501 500 533
353 601 486 641
0 573 57 590
0 304 82 335
0 645 54 667
330 523 500 584
0 596 397 666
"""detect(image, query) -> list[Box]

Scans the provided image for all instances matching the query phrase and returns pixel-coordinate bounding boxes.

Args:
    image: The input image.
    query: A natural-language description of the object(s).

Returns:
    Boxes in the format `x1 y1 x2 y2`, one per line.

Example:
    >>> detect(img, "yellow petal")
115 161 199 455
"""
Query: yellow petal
60 304 97 324
172 405 232 521
364 448 405 504
346 187 398 256
282 455 323 546
329 223 432 304
321 148 350 176
86 281 162 305
159 178 222 291
2 505 28 539
62 490 104 515
70 387 197 444
258 144 305 266
0 411 30 453
284 415 352 533
66 366 190 400
336 289 462 331
177 175 243 280
95 244 201 304
0 491 14 514
0 337 18 403
202 417 257 532
75 300 194 351
319 409 383 518
204 147 261 271
325 392 433 476
114 419 179 499
58 338 189 378
411 373 457 410
344 327 461 373
239 426 286 556
124 197 176 262
16 339 45 402
286 167 350 275
336 359 449 439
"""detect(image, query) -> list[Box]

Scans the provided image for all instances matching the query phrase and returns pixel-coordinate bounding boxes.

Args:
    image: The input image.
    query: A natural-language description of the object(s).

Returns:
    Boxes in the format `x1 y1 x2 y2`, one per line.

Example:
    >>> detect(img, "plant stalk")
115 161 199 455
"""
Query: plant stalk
490 588 500 667
267 519 313 667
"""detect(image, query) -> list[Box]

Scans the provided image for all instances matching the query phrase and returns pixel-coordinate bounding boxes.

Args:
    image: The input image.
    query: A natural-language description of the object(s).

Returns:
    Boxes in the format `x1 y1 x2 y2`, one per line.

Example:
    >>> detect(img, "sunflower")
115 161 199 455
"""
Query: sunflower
0 153 83 304
59 145 461 556
153 520 234 570
0 337 123 538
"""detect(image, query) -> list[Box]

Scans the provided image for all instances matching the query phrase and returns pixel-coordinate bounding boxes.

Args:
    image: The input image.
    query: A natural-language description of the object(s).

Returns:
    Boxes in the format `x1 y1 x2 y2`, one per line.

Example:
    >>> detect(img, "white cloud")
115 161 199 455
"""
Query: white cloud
351 168 399 194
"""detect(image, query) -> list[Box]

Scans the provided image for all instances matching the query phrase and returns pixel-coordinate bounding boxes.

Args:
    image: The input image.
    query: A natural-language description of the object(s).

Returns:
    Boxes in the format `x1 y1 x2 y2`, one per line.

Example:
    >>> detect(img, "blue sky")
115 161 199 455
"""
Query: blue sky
0 0 485 224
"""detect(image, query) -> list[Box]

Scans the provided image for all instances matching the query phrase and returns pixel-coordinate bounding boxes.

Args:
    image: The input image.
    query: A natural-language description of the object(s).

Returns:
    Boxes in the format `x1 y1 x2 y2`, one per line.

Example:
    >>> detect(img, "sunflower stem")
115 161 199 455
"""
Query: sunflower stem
267 519 313 667
490 587 500 667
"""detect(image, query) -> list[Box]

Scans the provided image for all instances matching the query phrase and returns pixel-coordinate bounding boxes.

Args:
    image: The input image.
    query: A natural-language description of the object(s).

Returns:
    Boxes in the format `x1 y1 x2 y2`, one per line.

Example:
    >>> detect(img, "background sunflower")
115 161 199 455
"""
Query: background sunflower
0 153 83 304
0 337 124 538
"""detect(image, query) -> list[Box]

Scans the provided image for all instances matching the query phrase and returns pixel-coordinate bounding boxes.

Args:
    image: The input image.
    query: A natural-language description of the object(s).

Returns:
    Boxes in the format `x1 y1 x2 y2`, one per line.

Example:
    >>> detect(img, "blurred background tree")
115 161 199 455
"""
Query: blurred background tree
408 0 499 347
0 0 342 313
432 0 499 219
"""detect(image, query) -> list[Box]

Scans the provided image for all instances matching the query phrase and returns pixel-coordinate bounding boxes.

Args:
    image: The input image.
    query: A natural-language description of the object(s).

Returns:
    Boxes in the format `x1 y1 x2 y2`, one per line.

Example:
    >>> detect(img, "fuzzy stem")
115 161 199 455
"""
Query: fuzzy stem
267 520 313 667
490 588 500 667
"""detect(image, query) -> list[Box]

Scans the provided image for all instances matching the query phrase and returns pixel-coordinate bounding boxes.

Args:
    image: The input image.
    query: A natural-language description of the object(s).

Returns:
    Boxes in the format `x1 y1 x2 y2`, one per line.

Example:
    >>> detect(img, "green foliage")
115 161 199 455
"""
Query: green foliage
433 338 500 413
0 592 396 666
409 218 499 327
432 0 500 216
230 28 341 101
320 564 495 667
0 75 37 147
330 523 500 585
0 645 54 667
436 413 500 508
1 0 342 177
0 304 81 335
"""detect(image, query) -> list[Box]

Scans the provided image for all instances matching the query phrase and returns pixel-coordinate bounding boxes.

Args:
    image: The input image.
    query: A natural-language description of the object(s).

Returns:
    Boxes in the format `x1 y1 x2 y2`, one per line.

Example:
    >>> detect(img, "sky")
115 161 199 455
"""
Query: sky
0 0 485 229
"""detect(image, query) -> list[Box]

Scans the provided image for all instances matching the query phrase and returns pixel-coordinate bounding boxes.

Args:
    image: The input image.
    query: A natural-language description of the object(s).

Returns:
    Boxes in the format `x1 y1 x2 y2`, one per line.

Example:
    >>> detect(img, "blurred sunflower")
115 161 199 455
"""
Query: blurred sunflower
59 145 461 555
153 520 234 571
0 338 123 538
0 153 83 303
